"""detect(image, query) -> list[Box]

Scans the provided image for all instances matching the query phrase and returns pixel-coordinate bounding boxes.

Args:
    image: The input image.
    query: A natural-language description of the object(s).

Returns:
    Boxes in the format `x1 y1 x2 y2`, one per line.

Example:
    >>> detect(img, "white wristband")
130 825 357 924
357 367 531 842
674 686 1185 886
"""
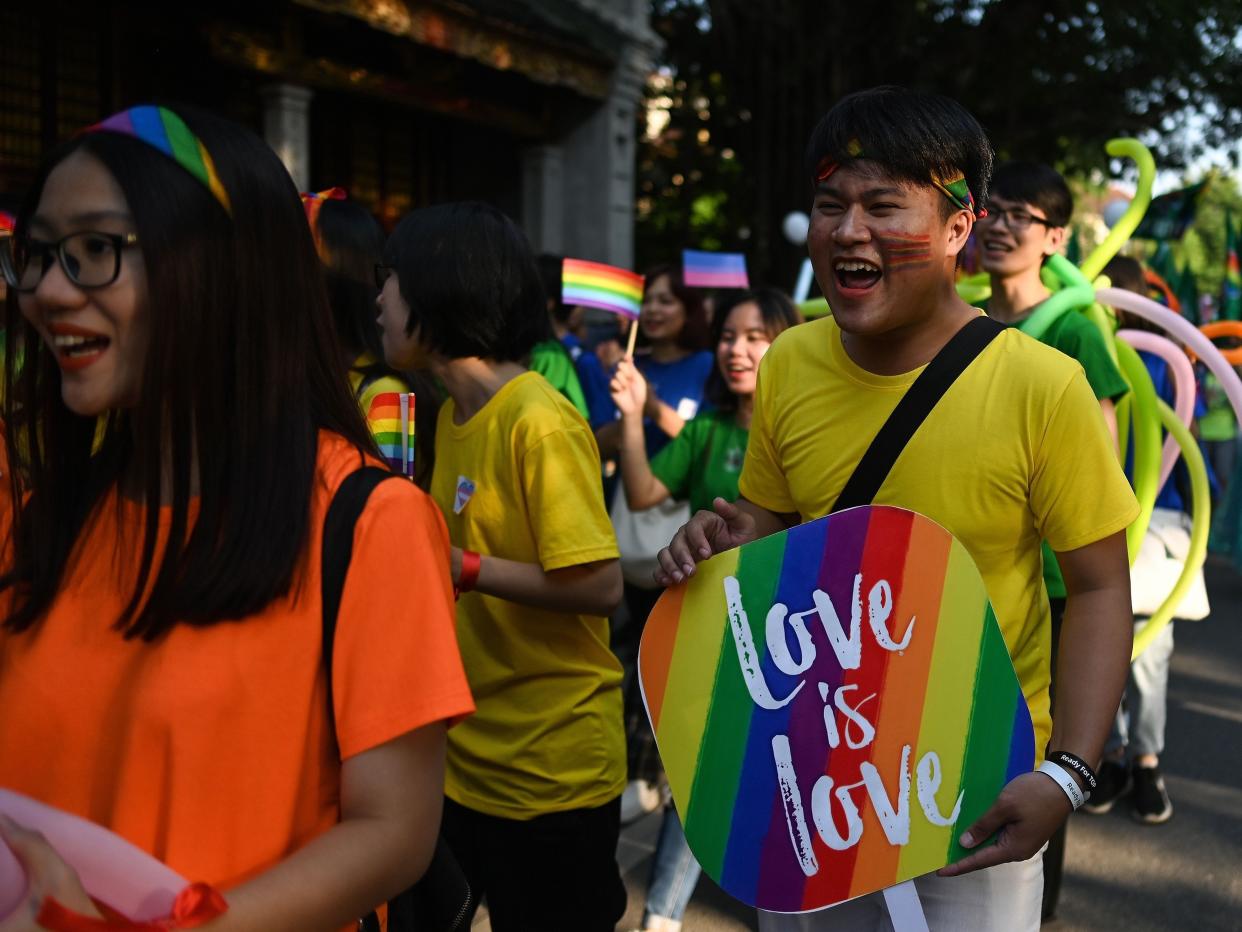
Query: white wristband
1038 760 1087 810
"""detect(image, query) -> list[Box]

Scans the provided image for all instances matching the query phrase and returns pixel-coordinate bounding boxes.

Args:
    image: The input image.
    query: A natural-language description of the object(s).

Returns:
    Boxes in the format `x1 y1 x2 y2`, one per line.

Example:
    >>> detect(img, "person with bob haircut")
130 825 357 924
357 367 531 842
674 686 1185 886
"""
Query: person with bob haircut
377 200 628 930
0 105 473 929
310 192 441 487
610 286 800 932
654 86 1138 930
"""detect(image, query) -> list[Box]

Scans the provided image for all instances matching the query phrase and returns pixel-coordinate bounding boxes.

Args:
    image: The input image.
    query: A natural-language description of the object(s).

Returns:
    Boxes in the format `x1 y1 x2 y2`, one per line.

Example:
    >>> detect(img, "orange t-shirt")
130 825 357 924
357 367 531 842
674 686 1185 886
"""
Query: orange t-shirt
0 432 474 892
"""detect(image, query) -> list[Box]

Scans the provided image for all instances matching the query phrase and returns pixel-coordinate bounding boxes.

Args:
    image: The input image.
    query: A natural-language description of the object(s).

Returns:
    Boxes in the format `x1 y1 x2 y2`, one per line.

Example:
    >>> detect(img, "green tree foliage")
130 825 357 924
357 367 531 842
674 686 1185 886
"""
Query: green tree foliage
1174 176 1242 297
638 0 1242 286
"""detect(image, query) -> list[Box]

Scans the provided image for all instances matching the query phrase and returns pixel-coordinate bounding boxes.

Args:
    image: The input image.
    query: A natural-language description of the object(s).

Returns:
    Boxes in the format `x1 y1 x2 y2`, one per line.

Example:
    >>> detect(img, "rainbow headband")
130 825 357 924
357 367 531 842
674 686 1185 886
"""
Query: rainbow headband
815 141 985 218
300 187 347 256
86 106 232 216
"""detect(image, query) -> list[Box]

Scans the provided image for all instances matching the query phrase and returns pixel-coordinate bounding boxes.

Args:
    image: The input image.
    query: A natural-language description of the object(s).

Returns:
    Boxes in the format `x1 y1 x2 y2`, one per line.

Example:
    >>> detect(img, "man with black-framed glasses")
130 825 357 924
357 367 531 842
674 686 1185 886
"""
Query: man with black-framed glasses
981 160 1131 921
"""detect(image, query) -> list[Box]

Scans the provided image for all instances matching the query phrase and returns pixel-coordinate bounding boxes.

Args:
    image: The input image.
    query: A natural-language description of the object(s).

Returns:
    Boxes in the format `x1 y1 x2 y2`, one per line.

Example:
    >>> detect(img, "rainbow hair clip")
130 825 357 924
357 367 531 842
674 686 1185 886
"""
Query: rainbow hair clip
815 139 985 218
86 106 232 216
932 172 986 218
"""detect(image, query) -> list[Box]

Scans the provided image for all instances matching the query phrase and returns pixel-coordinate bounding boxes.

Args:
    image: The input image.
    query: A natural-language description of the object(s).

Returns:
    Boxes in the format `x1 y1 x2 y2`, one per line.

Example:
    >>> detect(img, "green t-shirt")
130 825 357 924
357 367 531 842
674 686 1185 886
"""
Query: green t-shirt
1199 372 1237 442
649 410 749 514
993 301 1130 598
529 340 590 421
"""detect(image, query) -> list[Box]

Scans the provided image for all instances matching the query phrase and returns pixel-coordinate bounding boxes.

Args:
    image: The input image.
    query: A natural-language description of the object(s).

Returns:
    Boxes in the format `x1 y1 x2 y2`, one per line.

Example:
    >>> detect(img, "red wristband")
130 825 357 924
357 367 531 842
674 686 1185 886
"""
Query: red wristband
457 550 481 597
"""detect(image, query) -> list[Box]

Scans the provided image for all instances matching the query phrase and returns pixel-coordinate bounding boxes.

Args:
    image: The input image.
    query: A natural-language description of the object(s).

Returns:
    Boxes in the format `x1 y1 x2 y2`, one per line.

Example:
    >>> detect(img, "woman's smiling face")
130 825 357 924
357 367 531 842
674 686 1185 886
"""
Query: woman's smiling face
639 273 687 344
19 149 149 416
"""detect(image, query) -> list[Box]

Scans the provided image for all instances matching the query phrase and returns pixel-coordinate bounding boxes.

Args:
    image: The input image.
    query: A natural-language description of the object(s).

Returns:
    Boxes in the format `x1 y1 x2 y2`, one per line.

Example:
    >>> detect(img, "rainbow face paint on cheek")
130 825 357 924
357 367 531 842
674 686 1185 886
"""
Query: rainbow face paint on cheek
877 233 932 269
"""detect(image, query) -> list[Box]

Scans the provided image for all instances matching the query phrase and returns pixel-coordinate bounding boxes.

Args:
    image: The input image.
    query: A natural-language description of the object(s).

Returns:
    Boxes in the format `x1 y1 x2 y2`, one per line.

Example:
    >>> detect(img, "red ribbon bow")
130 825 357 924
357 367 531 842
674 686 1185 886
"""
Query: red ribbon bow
36 882 228 931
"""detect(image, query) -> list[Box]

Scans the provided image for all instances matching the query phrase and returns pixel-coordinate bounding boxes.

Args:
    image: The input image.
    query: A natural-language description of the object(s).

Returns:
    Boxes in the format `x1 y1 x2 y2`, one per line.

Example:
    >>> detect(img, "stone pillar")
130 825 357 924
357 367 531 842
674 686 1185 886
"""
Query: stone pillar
260 83 313 191
560 43 653 268
522 144 565 255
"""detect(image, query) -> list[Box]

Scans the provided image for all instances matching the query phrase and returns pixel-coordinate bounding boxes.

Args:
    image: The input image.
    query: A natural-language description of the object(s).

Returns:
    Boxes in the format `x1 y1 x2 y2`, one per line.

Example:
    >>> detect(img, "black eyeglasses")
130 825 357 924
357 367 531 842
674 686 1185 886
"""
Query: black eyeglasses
0 231 140 293
374 264 395 291
977 206 1052 233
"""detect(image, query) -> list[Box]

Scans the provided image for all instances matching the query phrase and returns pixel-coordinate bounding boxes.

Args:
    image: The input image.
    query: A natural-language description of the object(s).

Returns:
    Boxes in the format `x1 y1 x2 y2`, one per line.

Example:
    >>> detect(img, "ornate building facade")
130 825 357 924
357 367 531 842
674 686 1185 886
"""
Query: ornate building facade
0 0 659 265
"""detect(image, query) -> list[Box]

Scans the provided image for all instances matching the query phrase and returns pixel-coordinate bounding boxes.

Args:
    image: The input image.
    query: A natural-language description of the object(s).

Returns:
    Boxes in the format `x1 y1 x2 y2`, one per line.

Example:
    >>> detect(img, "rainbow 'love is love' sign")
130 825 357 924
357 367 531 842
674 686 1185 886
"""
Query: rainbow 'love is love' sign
639 505 1034 913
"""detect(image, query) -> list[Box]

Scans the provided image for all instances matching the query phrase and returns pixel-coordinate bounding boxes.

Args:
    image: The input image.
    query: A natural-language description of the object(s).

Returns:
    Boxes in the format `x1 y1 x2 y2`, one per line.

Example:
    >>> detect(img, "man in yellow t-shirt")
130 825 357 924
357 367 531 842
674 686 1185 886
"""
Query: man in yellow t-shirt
656 88 1137 931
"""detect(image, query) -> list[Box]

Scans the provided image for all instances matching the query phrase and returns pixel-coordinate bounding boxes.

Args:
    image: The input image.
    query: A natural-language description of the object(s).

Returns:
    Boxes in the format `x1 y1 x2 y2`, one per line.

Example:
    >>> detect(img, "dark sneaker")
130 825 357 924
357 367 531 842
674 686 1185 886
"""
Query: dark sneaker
1131 764 1174 824
1080 759 1130 814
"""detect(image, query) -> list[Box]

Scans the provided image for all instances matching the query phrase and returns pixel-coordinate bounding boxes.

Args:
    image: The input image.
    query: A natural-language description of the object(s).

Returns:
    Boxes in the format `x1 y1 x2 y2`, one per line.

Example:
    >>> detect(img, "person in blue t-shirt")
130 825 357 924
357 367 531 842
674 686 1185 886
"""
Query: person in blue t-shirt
596 264 714 459
596 263 714 826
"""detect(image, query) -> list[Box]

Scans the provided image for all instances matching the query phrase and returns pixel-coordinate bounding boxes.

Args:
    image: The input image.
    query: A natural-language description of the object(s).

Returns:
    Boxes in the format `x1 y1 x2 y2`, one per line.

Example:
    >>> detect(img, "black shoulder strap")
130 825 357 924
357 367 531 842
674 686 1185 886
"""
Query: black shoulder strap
321 466 400 723
831 315 1005 512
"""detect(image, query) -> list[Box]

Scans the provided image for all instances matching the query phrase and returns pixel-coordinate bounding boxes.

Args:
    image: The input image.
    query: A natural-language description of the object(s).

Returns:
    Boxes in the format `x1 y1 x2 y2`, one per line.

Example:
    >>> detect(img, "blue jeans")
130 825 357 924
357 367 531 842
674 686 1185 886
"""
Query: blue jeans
644 807 702 925
1106 619 1175 759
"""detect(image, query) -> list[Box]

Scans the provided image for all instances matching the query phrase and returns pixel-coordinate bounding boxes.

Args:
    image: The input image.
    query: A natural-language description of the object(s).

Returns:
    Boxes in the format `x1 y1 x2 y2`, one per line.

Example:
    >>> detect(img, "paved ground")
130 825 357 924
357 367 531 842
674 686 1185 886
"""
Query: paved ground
478 557 1242 931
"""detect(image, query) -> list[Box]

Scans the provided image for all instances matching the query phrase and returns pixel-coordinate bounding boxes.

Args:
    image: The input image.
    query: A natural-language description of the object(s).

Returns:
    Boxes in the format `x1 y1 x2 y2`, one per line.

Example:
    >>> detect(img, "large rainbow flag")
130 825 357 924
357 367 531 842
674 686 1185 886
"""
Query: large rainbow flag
365 392 415 478
639 505 1034 913
562 258 644 320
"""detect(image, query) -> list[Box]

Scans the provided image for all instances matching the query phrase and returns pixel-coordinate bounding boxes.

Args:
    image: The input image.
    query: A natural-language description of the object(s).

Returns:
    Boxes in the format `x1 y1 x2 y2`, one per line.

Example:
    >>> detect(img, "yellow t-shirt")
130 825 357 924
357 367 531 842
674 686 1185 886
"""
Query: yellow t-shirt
739 316 1139 756
431 371 625 819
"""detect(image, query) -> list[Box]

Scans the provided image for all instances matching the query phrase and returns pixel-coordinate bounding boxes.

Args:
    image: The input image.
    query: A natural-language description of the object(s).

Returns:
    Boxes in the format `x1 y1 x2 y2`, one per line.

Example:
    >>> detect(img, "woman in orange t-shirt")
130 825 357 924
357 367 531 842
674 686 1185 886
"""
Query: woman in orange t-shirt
0 106 473 930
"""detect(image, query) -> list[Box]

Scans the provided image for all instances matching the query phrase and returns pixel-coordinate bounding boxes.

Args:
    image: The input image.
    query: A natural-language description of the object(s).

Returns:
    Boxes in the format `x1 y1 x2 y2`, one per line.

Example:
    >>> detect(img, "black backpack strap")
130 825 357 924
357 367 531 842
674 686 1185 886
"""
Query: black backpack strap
321 465 475 932
321 466 399 727
831 315 1005 512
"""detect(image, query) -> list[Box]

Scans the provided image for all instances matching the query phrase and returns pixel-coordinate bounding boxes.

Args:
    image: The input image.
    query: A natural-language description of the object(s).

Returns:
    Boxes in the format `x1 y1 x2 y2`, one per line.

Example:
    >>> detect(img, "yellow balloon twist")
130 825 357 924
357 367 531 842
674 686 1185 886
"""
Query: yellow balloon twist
1080 139 1156 282
1132 400 1210 658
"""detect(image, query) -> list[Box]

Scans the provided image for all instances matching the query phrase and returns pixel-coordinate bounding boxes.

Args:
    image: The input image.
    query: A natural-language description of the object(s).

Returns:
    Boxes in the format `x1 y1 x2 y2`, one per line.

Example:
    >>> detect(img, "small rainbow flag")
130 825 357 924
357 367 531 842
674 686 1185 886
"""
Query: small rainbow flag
0 211 14 234
562 258 644 320
683 249 749 289
639 505 1034 913
366 392 415 478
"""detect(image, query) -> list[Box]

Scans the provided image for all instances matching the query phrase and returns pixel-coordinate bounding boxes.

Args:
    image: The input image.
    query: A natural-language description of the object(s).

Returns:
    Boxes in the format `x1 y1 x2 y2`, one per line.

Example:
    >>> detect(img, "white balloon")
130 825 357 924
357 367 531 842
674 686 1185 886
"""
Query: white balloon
1102 199 1130 229
782 211 810 245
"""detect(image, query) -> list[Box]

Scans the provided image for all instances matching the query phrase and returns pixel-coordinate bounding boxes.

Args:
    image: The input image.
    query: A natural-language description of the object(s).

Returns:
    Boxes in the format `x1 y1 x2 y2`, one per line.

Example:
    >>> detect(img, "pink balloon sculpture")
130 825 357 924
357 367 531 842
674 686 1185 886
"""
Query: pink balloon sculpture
0 789 189 922
1117 329 1196 489
1098 287 1242 428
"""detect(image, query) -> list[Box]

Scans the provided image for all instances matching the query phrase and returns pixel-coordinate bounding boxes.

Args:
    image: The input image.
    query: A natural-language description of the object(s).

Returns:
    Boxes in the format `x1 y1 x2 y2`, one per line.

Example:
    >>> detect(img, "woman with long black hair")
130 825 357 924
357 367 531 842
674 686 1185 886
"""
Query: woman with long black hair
0 106 472 930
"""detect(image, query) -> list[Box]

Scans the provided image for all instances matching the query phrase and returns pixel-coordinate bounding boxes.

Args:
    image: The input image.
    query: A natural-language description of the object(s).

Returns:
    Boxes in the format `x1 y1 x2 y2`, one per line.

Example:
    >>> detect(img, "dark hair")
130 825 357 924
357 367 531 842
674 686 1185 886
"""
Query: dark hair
383 202 550 362
537 253 576 326
1102 256 1146 295
315 197 407 387
641 263 711 352
804 86 994 219
990 161 1074 227
2 106 374 640
705 288 802 412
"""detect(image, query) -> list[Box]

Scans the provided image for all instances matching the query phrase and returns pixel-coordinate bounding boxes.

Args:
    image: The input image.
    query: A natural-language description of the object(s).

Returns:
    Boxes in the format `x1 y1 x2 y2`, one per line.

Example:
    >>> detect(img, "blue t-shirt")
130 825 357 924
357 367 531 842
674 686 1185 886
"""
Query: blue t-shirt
1127 350 1213 511
574 349 618 430
634 351 715 455
560 332 583 361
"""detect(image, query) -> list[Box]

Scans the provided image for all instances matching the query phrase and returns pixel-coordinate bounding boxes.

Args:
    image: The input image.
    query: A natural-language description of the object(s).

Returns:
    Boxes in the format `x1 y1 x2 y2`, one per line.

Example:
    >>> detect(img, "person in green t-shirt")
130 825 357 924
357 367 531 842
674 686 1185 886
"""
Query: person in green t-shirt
981 162 1130 607
608 287 799 932
529 337 590 420
980 161 1130 920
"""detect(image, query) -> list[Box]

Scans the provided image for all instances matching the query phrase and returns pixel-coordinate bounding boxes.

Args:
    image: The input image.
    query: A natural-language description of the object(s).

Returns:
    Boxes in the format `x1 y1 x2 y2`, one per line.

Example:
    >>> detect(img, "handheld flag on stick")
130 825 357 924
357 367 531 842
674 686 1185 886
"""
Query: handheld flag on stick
682 249 749 289
562 259 644 320
366 392 416 478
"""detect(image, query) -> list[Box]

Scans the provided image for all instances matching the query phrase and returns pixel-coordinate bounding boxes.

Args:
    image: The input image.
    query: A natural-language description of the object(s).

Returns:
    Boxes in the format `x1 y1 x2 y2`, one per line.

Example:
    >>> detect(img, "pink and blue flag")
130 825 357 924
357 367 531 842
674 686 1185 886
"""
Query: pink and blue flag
683 250 749 289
